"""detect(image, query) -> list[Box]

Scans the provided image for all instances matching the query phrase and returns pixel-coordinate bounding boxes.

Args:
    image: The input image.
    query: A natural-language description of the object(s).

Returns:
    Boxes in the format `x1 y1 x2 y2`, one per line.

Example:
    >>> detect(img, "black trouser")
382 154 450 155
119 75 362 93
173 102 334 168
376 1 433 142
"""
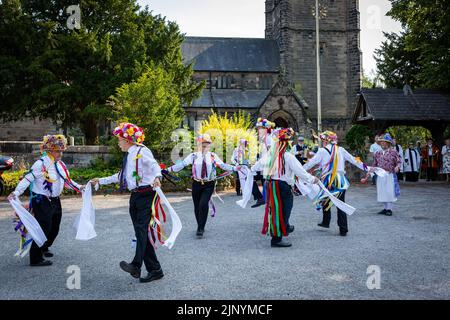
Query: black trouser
252 172 264 201
192 180 215 231
30 195 62 264
372 174 377 185
235 173 241 195
129 190 161 272
271 181 294 244
405 172 419 182
322 190 348 233
295 156 307 166
426 163 437 181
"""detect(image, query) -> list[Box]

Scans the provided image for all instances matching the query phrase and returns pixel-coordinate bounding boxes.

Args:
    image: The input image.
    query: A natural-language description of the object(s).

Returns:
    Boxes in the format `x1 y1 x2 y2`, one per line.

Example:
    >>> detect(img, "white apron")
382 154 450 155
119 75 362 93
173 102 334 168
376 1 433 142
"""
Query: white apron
376 173 397 202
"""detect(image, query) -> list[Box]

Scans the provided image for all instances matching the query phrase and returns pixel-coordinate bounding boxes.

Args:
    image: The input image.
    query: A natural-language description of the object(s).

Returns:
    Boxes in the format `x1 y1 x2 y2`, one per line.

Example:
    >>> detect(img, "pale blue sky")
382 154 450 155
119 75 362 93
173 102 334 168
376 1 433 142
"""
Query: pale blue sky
138 0 403 75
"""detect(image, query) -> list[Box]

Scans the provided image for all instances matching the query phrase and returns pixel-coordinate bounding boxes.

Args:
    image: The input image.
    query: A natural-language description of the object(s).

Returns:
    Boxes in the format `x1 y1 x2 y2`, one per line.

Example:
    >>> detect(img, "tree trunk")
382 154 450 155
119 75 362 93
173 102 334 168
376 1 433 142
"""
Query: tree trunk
82 118 98 145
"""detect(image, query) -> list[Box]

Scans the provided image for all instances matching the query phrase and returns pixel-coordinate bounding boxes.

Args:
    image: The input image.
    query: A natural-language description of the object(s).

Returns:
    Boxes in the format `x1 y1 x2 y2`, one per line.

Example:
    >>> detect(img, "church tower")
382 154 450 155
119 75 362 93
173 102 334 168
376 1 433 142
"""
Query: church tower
265 0 362 133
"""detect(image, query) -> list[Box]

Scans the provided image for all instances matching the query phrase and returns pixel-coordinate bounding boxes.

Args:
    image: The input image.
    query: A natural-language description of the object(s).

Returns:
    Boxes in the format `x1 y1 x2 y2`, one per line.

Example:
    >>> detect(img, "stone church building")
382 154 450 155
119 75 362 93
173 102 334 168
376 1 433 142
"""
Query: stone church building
182 0 361 136
0 0 361 141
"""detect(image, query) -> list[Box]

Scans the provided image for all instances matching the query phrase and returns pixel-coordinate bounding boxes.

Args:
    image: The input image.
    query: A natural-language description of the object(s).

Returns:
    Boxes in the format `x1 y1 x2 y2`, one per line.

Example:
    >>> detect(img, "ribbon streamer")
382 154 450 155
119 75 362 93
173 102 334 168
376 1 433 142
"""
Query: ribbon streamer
154 187 182 249
9 198 47 247
236 166 255 208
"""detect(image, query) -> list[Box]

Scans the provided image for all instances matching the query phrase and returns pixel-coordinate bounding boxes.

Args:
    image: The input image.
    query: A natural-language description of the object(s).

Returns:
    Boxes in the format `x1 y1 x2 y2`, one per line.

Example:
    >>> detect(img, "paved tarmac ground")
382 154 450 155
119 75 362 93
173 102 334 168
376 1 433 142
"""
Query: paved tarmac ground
0 182 449 300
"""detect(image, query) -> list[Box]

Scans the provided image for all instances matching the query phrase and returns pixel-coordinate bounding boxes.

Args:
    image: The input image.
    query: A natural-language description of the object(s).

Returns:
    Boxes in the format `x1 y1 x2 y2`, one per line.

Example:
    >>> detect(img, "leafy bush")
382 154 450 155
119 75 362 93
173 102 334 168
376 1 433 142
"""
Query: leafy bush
345 124 373 160
199 110 258 163
2 160 234 195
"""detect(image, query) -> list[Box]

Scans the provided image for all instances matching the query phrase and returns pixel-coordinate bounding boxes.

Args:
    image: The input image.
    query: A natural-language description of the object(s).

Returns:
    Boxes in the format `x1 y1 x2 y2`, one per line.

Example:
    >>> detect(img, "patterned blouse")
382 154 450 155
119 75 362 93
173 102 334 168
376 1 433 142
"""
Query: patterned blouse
374 148 401 173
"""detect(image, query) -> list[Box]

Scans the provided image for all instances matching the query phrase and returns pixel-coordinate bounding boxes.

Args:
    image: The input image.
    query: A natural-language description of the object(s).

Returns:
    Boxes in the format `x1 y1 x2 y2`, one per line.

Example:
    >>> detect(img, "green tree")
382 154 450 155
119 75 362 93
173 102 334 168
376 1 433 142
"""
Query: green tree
375 0 450 90
386 126 431 148
109 64 187 155
0 0 203 144
345 124 374 160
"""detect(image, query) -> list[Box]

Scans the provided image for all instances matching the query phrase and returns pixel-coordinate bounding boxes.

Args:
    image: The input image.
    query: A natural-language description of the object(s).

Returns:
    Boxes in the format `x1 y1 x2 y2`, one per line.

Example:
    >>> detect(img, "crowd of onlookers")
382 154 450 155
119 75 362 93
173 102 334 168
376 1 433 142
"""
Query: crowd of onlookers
368 135 450 183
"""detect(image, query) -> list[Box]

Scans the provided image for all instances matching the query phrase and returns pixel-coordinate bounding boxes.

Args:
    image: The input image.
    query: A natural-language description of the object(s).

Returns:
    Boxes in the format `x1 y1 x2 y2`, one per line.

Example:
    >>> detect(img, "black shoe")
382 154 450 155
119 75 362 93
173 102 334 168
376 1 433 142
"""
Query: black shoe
317 223 330 228
251 199 265 208
196 229 204 238
377 209 387 215
271 240 292 248
43 250 54 258
287 225 294 234
139 268 164 283
385 210 393 216
119 261 141 278
30 260 52 267
340 231 348 237
237 192 242 196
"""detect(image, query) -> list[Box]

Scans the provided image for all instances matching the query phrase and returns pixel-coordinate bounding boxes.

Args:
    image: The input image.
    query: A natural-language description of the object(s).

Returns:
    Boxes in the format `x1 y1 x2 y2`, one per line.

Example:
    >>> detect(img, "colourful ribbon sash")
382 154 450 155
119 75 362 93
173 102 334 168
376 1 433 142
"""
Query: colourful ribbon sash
152 187 182 250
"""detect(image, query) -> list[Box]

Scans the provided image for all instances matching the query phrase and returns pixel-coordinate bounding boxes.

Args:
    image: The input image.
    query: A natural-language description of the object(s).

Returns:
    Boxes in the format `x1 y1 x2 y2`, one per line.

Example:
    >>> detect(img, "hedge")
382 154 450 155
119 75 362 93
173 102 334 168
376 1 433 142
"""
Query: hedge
2 167 236 196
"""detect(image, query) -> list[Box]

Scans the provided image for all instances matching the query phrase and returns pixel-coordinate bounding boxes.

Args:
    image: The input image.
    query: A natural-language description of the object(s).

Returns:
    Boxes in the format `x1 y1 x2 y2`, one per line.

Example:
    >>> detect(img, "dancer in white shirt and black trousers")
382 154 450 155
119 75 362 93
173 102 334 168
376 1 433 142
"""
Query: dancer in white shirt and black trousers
249 128 319 248
303 131 370 236
167 133 237 238
8 135 83 266
91 123 163 283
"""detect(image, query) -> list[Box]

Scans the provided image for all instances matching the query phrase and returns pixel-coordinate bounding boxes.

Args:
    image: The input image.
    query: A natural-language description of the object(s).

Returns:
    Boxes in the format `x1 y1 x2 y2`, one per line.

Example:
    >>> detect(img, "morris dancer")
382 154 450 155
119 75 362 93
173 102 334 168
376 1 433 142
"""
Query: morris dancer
248 128 319 248
8 135 83 266
91 123 164 283
166 133 237 238
251 118 275 208
302 131 372 236
231 138 250 196
374 133 401 216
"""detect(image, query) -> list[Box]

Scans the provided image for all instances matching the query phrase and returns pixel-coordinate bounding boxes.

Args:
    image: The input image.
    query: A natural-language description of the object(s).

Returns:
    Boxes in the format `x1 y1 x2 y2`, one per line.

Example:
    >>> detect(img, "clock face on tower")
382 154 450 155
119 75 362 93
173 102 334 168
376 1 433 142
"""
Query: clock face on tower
311 2 328 19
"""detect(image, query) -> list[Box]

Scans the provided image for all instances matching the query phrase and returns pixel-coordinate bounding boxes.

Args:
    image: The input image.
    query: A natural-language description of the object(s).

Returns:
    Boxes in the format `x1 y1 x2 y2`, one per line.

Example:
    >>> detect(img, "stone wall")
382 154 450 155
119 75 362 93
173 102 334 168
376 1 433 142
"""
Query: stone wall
0 119 58 141
0 141 111 169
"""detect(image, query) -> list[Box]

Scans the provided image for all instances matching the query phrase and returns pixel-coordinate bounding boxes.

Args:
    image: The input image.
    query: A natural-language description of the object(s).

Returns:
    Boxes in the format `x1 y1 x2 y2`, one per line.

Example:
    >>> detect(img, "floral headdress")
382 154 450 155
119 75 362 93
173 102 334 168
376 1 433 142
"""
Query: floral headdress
319 131 338 144
264 128 294 178
113 123 145 145
42 134 67 152
255 118 275 133
275 128 295 141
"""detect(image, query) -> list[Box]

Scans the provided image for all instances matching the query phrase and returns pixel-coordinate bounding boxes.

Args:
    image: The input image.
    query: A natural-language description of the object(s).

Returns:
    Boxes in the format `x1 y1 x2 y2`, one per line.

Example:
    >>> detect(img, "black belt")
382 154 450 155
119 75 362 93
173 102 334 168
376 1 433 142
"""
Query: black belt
31 192 60 200
131 185 154 193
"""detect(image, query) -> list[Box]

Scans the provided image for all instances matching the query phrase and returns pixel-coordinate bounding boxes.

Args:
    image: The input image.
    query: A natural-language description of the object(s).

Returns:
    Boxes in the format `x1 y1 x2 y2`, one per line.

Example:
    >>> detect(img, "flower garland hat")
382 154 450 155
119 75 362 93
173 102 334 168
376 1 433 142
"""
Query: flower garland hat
255 118 275 131
319 131 338 144
113 122 145 145
42 134 68 151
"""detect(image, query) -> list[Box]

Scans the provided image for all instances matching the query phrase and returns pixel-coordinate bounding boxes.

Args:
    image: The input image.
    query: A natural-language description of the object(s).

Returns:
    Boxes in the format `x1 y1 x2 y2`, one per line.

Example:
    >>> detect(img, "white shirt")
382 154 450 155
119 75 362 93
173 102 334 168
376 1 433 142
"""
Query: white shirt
370 143 382 153
303 144 366 174
428 145 433 156
394 144 404 172
258 134 273 160
251 152 316 186
14 156 81 197
99 145 161 190
169 151 235 180
231 147 249 166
